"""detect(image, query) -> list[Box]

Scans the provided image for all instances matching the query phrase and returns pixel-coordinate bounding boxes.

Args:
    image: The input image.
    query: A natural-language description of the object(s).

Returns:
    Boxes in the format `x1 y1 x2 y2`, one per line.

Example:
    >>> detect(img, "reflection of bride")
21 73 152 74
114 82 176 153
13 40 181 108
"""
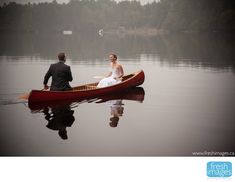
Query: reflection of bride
107 100 124 127
97 54 124 88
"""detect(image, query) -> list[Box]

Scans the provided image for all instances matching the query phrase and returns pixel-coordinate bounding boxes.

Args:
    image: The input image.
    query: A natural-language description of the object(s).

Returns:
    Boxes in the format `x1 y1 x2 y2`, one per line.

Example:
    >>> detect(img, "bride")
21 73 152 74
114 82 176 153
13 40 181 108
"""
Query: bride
97 54 124 88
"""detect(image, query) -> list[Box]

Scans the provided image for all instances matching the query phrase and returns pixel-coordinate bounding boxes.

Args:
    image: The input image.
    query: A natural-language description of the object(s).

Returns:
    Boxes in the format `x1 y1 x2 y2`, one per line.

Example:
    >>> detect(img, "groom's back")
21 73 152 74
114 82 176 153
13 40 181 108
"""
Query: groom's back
49 62 73 91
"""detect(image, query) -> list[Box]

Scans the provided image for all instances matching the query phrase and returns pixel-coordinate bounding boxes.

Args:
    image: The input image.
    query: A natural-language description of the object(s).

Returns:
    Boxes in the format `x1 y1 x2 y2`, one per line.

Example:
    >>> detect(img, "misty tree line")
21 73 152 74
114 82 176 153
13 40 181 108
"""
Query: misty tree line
0 0 234 33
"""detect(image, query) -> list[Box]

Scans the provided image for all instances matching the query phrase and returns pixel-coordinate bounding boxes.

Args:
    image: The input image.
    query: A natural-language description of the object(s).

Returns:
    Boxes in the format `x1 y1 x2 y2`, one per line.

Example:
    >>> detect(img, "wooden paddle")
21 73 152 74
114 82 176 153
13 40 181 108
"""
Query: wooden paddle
93 76 104 79
18 93 30 100
18 88 48 100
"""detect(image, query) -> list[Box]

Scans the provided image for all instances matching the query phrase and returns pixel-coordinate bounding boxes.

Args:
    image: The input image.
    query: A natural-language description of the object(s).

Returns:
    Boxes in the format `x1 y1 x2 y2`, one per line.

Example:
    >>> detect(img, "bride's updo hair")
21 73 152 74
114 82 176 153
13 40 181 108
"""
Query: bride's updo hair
111 54 117 60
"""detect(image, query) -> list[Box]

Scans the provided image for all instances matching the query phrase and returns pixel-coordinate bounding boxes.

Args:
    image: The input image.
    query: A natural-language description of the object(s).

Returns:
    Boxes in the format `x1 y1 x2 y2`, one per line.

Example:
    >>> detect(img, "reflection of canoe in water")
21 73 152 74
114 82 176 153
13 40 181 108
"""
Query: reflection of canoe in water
95 87 145 103
28 87 145 111
28 70 145 103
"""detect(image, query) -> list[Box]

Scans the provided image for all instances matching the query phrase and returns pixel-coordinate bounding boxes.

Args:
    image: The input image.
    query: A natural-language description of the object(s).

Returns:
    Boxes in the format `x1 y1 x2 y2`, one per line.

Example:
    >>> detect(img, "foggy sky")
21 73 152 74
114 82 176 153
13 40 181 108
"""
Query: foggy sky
0 0 159 6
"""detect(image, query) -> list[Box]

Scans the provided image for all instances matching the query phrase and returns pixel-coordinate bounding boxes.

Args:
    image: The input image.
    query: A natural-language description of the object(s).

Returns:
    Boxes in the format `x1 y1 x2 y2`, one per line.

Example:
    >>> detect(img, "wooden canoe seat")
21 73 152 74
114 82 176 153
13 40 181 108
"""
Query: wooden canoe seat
86 85 97 89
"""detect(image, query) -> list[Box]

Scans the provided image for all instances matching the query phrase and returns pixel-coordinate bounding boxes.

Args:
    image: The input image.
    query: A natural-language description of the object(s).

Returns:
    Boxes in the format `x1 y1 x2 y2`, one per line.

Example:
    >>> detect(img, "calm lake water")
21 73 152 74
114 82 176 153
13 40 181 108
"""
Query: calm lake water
0 33 235 156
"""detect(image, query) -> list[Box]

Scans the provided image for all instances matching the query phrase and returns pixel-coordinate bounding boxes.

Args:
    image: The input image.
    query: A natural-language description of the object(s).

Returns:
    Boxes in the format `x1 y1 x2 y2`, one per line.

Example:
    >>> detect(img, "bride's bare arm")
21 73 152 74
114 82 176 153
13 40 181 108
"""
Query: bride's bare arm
118 65 124 78
106 71 112 77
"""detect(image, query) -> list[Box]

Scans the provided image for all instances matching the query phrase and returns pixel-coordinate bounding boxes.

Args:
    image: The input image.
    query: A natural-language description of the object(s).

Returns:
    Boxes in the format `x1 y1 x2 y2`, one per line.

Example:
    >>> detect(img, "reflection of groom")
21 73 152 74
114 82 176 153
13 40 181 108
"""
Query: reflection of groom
43 104 75 140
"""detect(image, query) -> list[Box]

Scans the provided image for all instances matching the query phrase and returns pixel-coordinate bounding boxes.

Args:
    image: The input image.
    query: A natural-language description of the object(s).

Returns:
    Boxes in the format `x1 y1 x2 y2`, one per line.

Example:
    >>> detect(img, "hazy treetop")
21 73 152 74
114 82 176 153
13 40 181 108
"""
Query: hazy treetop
0 0 159 6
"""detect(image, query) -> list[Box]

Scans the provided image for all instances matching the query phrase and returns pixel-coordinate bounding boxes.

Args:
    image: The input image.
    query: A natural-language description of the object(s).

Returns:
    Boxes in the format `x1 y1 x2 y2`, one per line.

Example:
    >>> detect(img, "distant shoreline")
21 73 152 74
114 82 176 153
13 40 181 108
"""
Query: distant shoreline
0 28 234 37
99 27 235 37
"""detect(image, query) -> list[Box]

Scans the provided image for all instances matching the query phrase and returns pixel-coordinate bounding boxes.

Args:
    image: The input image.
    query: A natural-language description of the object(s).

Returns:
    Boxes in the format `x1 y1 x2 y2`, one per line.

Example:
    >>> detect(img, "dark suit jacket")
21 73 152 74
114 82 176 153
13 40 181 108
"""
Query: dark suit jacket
43 61 73 91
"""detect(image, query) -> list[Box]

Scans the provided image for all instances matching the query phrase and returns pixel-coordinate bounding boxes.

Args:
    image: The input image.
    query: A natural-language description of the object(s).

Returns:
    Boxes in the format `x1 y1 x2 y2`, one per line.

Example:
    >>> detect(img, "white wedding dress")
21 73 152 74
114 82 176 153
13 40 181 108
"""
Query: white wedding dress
97 68 122 88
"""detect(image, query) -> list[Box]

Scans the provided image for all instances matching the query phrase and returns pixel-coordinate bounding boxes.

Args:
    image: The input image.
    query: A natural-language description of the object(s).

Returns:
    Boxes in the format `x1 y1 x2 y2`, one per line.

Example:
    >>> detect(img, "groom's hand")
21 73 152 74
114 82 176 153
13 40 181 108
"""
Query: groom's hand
44 84 49 90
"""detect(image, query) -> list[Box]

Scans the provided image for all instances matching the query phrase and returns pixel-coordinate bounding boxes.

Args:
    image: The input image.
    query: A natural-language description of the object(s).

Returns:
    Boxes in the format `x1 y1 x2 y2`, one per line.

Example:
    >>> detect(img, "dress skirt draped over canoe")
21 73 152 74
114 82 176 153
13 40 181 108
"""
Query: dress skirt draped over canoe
97 68 122 88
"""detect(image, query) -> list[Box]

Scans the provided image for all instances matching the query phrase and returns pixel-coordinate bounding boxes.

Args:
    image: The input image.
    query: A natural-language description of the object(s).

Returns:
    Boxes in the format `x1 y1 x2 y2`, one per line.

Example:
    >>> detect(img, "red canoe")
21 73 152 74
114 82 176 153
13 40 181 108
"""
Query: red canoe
28 87 145 111
28 70 145 103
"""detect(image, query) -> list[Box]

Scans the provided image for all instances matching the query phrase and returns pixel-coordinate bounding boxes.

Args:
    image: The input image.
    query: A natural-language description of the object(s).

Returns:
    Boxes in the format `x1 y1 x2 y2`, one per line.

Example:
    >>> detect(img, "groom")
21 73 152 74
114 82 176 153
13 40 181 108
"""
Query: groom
43 53 73 91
